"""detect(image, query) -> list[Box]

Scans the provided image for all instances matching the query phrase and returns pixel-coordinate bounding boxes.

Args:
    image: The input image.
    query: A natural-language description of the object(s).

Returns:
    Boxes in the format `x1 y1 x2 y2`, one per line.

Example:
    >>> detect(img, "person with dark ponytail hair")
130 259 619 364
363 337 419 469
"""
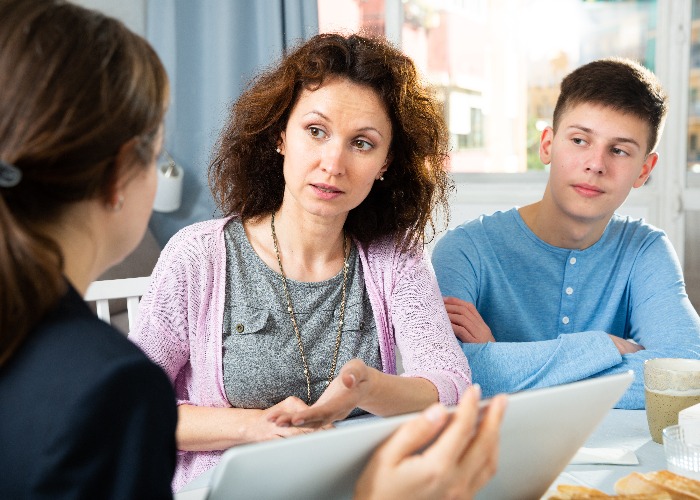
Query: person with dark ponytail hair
0 5 506 497
0 0 176 497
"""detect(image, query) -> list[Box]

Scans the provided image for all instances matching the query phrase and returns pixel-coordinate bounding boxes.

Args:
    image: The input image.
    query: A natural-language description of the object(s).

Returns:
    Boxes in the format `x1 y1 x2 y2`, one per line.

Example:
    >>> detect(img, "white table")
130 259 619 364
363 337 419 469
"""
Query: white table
546 409 666 495
176 409 665 500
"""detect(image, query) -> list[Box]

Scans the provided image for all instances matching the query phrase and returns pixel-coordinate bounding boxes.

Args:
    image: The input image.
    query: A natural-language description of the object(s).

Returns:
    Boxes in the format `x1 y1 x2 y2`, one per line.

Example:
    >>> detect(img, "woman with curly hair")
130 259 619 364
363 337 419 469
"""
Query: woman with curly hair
132 32 471 489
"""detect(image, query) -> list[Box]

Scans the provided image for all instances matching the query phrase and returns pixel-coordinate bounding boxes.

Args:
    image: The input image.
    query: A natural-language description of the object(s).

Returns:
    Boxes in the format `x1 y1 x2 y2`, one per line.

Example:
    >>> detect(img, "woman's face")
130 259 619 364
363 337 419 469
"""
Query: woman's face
278 76 392 224
110 128 162 266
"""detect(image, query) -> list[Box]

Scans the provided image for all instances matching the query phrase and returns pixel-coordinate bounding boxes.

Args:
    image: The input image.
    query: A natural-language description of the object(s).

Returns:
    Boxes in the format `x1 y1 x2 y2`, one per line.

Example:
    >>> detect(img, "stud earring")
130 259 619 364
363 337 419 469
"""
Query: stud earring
379 175 384 181
276 147 281 154
111 195 124 212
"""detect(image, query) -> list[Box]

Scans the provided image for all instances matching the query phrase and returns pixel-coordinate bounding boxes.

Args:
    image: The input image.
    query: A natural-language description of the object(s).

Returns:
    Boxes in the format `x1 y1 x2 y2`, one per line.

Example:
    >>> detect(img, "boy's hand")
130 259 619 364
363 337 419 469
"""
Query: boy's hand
608 334 645 355
443 297 495 343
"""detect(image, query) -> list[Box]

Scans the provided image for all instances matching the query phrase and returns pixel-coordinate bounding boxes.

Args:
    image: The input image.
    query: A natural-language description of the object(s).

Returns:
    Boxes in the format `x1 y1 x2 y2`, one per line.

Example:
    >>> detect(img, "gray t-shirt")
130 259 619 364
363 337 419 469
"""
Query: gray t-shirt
221 219 381 412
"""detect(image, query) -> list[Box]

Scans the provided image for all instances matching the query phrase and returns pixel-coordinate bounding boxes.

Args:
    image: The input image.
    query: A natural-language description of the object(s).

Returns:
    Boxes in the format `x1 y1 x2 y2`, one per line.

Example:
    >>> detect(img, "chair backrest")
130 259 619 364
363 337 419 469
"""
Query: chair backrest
84 276 151 334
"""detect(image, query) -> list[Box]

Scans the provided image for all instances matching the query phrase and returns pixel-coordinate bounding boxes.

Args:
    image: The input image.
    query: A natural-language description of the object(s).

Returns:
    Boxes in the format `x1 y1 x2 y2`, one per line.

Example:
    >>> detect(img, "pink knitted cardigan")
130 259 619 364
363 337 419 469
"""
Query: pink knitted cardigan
131 217 471 491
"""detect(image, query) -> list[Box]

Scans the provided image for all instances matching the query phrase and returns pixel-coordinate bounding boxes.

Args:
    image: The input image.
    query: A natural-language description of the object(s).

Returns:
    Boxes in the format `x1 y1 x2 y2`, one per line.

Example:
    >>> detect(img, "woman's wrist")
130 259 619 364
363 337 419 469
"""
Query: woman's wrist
360 373 438 416
177 405 266 451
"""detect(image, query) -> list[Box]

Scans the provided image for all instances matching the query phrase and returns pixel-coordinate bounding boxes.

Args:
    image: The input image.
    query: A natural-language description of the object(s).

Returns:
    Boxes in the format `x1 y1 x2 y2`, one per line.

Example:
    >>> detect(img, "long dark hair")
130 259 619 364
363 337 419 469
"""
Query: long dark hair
0 0 169 366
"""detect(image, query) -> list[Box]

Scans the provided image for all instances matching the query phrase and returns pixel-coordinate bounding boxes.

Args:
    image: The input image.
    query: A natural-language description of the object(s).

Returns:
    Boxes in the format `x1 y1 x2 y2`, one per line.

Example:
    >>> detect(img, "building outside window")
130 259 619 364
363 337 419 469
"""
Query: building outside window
317 0 699 309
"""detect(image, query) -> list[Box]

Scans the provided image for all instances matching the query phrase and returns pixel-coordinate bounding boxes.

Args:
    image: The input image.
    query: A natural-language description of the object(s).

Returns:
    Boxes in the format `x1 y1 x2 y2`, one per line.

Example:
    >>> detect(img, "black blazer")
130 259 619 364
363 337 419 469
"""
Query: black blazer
0 285 177 499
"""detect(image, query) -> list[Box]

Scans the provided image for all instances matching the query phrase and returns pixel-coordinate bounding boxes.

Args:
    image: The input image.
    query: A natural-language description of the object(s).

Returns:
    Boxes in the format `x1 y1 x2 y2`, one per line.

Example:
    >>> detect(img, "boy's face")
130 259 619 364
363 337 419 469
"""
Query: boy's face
540 102 658 227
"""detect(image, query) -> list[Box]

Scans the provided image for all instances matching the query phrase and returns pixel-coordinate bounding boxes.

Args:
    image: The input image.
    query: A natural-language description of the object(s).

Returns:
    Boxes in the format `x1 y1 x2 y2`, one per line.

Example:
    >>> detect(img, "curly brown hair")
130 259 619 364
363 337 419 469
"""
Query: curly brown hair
209 32 452 248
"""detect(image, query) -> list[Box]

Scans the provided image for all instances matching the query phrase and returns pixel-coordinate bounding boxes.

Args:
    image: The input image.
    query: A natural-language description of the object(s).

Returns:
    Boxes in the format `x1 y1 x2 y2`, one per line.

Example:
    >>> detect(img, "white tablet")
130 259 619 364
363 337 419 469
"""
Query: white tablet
199 371 633 500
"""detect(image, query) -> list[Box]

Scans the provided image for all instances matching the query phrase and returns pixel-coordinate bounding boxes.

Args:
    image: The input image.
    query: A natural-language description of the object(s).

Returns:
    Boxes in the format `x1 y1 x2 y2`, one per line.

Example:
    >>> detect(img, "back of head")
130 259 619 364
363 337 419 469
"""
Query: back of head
210 32 451 248
552 57 668 154
0 0 169 366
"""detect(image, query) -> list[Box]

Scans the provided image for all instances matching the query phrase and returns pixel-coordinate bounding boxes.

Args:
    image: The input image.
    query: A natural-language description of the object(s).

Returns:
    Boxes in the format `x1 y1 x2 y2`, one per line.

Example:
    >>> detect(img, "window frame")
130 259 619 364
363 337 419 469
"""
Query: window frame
385 0 695 265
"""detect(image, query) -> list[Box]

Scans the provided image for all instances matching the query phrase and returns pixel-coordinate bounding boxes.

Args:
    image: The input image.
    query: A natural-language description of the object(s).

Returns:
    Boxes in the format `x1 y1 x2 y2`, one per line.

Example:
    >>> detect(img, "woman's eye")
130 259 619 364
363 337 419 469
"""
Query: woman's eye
352 139 372 151
309 127 326 139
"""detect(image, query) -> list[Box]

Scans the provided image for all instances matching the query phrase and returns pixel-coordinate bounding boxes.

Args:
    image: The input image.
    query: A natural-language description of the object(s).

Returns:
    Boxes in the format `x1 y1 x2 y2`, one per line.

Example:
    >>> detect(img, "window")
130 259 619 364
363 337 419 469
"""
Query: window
318 0 699 310
689 0 700 175
318 0 658 174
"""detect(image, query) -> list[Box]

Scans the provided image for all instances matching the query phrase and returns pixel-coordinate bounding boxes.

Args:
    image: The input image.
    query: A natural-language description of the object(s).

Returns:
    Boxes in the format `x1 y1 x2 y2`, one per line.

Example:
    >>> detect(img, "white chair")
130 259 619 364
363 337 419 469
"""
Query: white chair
84 276 151 334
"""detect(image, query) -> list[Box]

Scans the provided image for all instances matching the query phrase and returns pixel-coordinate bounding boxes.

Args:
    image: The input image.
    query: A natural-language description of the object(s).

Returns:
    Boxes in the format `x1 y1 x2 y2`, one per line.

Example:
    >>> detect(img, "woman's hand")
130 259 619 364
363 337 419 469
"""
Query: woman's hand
250 396 331 440
354 385 507 500
176 396 327 451
267 359 374 429
443 297 495 343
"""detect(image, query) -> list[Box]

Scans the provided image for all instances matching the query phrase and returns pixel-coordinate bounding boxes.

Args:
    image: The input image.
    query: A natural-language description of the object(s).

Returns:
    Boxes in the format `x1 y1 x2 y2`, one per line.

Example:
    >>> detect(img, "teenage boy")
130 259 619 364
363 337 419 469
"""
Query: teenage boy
432 58 700 409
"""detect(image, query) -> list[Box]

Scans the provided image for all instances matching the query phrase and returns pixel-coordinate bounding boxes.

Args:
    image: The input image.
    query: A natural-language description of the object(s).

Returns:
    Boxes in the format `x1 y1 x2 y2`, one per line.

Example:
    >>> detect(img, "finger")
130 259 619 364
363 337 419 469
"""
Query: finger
447 315 478 343
270 412 294 427
342 370 358 389
445 308 473 327
267 408 296 424
289 405 339 427
445 298 482 321
477 394 507 440
464 301 480 315
444 306 481 330
443 296 471 308
278 425 319 438
446 312 467 328
266 408 282 423
280 395 310 410
443 302 469 316
457 395 508 490
337 361 367 393
289 409 314 427
452 327 477 343
373 403 450 465
290 401 353 427
458 313 493 343
423 385 481 462
342 358 368 373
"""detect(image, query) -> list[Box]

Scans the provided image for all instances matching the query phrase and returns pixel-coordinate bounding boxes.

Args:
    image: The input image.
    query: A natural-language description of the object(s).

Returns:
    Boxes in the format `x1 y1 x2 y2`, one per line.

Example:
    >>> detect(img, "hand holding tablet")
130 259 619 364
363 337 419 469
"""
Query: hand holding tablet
355 385 507 500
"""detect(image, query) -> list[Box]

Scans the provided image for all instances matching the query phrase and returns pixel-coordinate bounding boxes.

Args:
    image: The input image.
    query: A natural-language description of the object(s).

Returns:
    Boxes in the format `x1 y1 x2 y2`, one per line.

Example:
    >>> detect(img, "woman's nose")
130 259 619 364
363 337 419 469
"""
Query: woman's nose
320 141 346 176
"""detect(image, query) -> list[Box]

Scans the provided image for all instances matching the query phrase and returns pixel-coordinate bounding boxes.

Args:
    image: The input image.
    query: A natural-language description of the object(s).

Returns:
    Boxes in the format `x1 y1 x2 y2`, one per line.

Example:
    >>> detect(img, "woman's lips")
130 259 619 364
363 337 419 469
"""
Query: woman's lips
313 183 341 193
311 183 343 199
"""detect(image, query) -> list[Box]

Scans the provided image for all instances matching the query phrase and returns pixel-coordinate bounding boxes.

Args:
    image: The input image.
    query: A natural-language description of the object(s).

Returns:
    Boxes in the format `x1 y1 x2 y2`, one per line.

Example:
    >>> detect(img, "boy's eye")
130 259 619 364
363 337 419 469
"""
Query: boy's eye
572 137 586 145
611 147 629 157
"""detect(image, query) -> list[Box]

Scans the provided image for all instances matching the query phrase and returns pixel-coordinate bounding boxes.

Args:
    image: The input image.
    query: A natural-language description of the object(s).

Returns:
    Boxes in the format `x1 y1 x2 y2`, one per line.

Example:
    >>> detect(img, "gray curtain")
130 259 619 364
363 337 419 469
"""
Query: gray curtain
146 0 318 247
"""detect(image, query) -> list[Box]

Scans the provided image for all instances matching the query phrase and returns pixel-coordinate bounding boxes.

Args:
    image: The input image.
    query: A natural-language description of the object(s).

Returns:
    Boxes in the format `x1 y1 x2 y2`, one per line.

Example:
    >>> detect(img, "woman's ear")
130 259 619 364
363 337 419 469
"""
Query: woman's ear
104 137 141 209
381 153 392 174
277 132 286 155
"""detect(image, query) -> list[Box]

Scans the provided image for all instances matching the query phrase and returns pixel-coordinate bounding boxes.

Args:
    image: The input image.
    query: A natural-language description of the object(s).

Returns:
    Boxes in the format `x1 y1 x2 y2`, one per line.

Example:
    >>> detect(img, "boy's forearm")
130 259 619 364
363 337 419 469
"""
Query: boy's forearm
463 332 621 397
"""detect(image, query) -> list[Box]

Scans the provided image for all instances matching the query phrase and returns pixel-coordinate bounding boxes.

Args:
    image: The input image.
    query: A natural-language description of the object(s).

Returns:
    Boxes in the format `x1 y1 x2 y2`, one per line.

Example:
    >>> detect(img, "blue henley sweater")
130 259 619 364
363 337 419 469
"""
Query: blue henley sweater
432 208 700 409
